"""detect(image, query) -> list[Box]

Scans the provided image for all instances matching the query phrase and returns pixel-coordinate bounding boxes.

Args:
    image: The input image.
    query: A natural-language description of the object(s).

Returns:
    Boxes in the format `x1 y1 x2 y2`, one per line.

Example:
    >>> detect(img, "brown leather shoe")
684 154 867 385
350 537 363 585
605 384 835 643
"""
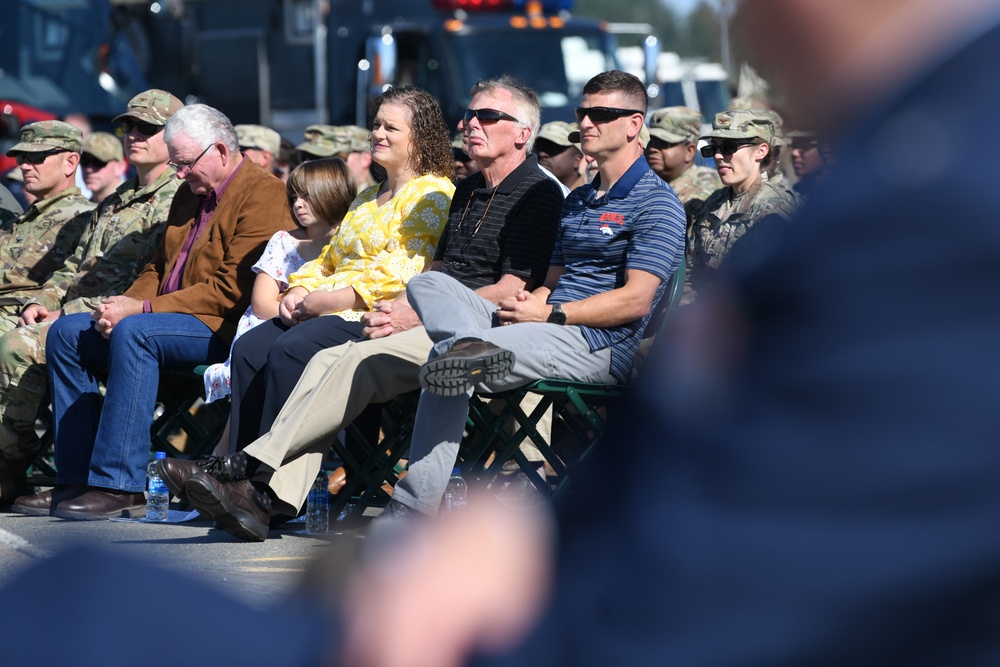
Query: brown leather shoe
183 472 269 542
10 485 88 516
52 488 147 520
418 338 516 396
155 456 237 504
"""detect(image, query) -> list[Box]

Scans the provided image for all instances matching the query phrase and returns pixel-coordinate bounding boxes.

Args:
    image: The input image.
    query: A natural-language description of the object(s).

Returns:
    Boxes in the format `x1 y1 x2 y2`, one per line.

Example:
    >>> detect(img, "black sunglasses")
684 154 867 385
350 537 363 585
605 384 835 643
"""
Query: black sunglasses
80 154 109 170
575 106 644 123
646 137 683 150
15 150 66 166
463 108 521 125
700 140 759 158
120 120 163 137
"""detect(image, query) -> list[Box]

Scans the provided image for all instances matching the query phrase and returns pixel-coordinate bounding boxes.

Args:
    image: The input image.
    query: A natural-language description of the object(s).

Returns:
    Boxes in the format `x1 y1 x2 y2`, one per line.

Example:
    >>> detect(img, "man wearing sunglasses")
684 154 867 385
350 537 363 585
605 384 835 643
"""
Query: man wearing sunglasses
79 131 128 204
11 102 294 519
156 76 564 540
0 90 185 506
645 106 721 218
533 121 584 194
688 109 800 294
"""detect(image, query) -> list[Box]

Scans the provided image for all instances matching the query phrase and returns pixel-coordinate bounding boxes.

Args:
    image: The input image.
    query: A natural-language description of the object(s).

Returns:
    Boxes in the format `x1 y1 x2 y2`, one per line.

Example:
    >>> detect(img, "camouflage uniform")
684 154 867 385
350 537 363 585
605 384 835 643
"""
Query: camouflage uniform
689 111 802 294
297 124 377 190
0 186 94 319
0 91 183 501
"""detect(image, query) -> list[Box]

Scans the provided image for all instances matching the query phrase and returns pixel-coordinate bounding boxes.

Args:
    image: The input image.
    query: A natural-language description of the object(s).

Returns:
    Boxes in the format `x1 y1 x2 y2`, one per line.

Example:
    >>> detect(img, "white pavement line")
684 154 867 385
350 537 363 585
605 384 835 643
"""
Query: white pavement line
0 526 50 559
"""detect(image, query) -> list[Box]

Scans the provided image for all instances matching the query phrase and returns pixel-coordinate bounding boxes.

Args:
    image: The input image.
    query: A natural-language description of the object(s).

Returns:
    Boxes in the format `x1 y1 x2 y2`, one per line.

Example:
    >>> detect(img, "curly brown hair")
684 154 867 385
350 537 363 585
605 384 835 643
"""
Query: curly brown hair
369 86 453 179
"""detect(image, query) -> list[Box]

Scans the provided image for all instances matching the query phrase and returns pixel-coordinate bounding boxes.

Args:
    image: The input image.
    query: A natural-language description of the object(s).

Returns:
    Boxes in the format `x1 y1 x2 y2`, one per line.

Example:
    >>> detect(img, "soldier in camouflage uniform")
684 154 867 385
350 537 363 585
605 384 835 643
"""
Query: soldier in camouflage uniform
689 110 801 295
235 124 281 173
645 107 722 305
0 122 94 329
0 91 184 504
296 124 377 190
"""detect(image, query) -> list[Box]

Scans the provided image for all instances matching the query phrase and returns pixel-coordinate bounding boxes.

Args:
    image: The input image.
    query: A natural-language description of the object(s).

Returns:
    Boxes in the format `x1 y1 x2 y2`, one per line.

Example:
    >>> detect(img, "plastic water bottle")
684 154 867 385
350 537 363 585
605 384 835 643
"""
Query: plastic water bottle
442 468 467 515
306 471 329 534
146 452 169 522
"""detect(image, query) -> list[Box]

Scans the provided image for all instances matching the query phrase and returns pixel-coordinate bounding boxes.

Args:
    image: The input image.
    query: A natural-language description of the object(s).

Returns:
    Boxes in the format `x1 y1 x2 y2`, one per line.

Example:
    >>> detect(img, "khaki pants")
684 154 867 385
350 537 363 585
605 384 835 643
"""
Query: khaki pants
246 326 550 515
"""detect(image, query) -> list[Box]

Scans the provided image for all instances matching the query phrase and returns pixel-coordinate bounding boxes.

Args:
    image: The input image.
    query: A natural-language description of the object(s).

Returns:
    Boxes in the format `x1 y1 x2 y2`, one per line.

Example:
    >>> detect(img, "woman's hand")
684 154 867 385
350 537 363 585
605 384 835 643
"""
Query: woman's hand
279 286 308 327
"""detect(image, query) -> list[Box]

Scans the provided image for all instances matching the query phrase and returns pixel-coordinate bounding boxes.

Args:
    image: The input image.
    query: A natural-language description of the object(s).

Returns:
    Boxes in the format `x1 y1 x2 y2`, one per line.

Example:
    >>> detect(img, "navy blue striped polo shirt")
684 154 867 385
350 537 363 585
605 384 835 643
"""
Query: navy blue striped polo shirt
549 155 685 383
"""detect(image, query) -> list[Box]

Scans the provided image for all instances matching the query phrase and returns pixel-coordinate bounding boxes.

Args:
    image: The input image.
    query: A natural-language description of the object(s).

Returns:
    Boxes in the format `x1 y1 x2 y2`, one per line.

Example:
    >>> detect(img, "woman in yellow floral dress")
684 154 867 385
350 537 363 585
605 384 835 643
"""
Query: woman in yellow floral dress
225 86 455 452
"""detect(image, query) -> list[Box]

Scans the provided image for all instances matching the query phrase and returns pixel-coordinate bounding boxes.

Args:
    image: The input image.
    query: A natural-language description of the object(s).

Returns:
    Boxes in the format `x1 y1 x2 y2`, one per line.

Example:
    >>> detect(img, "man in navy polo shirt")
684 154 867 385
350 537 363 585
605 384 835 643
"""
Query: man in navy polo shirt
390 70 685 517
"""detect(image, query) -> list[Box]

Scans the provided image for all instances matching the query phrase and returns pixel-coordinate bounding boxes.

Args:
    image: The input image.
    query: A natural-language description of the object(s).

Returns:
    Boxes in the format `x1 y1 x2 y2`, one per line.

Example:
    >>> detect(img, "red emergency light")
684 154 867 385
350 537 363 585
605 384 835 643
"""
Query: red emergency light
431 0 510 10
430 0 572 12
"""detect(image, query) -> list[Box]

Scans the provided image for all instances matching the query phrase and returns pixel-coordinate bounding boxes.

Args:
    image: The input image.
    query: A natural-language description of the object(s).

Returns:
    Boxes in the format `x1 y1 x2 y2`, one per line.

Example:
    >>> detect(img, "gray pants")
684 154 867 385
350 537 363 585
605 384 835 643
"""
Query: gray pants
394 272 614 515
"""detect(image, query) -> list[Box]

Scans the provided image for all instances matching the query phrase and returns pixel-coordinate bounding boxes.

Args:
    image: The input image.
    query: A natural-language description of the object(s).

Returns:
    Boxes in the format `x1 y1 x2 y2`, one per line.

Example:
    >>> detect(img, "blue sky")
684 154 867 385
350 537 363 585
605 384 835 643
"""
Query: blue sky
663 0 703 15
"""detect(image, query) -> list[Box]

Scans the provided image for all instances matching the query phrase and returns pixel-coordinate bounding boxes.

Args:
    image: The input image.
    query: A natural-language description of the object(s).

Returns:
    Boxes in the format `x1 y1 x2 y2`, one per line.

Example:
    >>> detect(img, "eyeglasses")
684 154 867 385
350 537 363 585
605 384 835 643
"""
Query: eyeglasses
463 108 521 125
15 150 66 166
700 140 759 158
120 120 163 137
169 143 215 174
574 107 644 124
80 155 109 170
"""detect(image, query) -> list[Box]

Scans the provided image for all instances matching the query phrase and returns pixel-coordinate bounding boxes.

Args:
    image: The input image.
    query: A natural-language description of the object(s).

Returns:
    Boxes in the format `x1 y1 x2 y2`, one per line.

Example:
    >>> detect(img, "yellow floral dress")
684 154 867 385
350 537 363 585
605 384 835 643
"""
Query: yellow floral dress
287 173 455 321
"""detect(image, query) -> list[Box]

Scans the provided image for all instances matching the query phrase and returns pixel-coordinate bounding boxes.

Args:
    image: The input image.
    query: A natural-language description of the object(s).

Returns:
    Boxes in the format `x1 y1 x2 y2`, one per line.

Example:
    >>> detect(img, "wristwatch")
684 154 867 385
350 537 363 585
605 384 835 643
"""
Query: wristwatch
547 303 566 325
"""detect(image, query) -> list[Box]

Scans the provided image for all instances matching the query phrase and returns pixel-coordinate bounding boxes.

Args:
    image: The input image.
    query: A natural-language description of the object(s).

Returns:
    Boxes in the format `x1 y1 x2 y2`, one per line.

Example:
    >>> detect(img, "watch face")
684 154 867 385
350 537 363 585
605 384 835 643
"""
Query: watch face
548 304 566 325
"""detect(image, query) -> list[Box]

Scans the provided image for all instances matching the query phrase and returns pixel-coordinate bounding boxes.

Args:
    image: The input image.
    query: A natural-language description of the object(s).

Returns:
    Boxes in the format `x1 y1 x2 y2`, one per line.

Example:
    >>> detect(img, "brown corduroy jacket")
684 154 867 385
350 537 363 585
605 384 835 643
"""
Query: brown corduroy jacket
124 159 295 344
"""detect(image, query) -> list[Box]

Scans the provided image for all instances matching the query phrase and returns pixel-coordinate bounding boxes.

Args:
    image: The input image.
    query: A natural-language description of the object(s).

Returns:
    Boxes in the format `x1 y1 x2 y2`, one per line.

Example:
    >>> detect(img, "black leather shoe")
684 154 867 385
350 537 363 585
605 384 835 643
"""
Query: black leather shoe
52 488 147 520
10 485 87 516
184 472 270 542
155 456 237 504
418 338 515 396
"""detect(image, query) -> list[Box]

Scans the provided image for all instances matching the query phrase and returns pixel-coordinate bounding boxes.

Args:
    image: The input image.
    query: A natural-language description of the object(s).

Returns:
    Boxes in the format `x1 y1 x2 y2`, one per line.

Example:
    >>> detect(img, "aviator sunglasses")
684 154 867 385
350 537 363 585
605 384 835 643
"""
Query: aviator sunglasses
700 140 760 158
119 120 163 137
463 108 521 125
574 106 644 123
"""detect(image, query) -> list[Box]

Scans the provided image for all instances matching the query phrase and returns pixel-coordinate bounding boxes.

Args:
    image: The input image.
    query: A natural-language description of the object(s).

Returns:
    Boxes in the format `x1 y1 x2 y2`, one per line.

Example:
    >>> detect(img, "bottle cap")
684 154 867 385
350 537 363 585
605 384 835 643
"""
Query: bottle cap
451 467 461 476
155 451 166 459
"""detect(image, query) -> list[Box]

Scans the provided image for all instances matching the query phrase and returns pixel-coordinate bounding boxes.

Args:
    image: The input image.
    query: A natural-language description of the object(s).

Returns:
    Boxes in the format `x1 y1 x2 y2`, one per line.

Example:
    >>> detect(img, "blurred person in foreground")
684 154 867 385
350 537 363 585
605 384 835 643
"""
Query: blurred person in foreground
337 0 1000 665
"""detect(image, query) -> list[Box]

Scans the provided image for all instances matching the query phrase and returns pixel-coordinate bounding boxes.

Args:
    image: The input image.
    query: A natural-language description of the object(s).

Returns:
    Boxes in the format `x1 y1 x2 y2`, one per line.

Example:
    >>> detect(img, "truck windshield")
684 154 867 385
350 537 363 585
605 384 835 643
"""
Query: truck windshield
445 30 614 109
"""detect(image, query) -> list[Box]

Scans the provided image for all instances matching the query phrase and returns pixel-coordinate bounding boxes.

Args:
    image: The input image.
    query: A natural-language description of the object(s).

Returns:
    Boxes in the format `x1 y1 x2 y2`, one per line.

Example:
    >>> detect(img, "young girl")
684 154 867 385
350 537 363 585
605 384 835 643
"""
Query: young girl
202 158 357 404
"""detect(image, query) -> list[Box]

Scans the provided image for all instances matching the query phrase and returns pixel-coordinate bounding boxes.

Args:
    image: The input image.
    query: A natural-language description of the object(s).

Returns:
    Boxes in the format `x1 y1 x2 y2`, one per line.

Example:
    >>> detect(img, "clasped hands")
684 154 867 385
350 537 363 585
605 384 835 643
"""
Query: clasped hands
495 289 550 325
91 295 144 339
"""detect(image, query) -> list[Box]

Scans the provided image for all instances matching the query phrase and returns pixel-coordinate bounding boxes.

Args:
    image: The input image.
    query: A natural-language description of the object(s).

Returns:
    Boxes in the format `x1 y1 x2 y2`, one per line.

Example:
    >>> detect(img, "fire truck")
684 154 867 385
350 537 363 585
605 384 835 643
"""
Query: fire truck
123 0 658 135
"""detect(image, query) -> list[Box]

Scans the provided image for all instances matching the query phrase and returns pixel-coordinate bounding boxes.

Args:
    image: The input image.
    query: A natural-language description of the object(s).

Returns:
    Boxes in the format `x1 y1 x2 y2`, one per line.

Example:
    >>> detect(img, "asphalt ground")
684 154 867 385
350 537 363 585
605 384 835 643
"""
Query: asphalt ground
0 505 370 609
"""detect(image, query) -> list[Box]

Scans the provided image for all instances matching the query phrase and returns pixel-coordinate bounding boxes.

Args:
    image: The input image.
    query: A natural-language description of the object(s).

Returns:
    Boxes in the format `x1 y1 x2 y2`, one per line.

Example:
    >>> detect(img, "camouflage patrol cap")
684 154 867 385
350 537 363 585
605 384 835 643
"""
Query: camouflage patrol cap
235 124 281 155
82 131 125 163
112 89 184 125
5 168 23 183
537 121 580 148
6 121 83 156
647 106 702 144
701 110 777 144
297 125 370 157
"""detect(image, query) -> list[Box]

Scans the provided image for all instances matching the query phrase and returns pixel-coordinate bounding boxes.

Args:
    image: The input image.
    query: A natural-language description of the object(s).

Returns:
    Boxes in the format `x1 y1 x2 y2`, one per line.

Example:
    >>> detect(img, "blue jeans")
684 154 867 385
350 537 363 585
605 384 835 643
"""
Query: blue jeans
46 313 228 492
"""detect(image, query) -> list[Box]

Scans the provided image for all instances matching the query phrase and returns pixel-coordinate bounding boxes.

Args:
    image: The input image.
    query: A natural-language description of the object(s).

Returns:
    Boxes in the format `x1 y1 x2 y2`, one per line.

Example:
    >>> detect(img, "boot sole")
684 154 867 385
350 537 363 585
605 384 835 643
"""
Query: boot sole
418 348 515 397
184 476 268 542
